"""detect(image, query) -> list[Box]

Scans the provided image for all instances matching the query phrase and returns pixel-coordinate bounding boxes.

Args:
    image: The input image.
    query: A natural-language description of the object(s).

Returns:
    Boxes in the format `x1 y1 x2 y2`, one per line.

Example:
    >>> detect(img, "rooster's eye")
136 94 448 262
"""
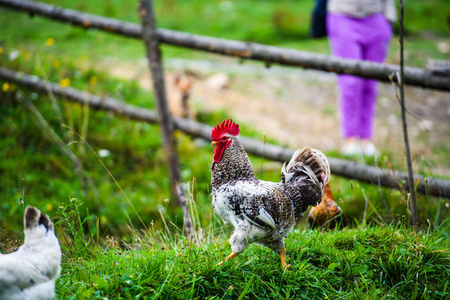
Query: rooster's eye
221 137 228 141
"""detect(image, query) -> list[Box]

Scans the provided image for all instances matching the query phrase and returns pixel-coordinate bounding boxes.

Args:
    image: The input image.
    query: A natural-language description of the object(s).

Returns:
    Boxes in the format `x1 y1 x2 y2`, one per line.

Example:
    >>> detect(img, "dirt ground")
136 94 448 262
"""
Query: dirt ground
102 56 450 176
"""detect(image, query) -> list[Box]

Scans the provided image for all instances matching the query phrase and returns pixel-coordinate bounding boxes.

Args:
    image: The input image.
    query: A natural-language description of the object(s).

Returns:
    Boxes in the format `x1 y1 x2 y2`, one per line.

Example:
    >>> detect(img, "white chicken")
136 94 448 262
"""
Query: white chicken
0 206 61 300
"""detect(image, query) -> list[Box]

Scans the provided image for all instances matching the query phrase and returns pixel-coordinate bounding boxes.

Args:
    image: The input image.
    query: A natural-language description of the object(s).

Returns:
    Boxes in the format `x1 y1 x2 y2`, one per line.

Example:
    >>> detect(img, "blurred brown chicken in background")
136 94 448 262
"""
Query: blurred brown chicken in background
168 73 195 120
308 183 346 230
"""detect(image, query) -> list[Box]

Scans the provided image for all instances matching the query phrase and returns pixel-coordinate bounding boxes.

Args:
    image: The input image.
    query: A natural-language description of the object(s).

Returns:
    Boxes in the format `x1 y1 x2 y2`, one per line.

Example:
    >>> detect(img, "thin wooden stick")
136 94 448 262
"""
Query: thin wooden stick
399 0 418 226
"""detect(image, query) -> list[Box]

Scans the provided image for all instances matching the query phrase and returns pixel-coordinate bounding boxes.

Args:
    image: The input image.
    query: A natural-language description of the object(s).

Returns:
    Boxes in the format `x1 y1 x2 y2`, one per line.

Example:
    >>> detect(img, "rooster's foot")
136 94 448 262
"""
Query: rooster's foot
280 247 291 270
217 252 237 266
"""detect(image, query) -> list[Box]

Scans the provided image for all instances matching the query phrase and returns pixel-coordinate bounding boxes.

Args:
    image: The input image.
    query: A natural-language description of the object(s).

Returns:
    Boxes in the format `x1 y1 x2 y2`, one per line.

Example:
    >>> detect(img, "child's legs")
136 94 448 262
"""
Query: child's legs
338 75 364 138
327 14 364 138
359 13 392 139
359 79 378 139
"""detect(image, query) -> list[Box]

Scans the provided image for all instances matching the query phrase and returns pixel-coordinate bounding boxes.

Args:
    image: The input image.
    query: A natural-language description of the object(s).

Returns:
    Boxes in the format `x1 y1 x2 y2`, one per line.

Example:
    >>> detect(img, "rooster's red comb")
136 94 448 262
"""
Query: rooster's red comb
211 119 240 140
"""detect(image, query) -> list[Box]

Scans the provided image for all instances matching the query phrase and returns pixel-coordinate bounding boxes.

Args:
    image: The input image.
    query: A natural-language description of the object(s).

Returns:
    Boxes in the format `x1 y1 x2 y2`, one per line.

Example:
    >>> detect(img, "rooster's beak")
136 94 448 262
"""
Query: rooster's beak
211 141 218 146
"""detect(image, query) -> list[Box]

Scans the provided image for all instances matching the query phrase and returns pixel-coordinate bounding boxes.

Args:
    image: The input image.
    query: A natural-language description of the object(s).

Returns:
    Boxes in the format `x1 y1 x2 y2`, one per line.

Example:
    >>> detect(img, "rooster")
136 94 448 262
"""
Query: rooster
210 119 330 269
308 183 346 230
0 206 61 300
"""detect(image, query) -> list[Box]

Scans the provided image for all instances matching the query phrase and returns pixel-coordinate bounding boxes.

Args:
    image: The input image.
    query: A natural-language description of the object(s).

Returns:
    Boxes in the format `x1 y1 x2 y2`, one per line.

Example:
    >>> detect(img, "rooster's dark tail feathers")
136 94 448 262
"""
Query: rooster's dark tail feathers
282 147 330 194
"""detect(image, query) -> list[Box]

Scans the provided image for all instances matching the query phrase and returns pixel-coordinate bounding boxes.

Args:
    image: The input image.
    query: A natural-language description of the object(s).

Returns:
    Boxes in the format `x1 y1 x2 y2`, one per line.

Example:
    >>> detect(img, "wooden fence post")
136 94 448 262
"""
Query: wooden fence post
138 0 193 238
138 0 179 204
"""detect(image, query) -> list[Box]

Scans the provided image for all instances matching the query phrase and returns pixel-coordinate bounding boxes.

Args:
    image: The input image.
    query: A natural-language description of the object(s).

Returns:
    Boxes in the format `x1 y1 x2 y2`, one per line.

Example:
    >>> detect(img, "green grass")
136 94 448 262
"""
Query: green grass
52 202 450 299
2 193 449 299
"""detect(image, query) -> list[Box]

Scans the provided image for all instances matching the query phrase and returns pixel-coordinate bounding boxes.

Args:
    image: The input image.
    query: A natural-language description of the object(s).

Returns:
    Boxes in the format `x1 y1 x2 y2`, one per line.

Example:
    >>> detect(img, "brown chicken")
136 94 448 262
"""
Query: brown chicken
168 73 195 119
308 183 346 230
210 119 330 269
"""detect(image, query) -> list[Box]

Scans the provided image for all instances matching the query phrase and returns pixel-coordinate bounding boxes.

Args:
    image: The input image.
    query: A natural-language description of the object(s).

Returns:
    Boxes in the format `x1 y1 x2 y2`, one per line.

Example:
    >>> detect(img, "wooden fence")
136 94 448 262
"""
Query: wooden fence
1 0 450 91
0 0 449 201
1 67 449 199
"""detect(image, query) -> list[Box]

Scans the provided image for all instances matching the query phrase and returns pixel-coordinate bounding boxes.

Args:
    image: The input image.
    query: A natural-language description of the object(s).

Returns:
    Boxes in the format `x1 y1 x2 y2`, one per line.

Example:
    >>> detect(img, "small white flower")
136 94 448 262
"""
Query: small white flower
98 149 111 158
9 50 20 61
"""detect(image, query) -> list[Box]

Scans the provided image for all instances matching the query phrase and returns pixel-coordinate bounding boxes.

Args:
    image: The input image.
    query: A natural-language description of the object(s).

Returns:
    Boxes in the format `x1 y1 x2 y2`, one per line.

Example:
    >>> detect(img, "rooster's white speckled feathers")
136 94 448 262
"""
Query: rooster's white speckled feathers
210 119 330 267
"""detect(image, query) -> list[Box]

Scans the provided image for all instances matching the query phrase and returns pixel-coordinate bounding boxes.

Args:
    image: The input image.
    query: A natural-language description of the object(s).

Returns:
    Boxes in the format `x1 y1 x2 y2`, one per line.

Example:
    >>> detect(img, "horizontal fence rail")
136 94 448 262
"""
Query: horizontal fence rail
1 67 449 199
1 0 449 92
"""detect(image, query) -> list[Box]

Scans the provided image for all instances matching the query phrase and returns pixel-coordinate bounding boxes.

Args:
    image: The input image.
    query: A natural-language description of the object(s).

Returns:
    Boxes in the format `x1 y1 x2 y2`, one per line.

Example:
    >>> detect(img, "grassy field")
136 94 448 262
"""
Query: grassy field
2 196 449 299
58 223 449 299
1 0 450 298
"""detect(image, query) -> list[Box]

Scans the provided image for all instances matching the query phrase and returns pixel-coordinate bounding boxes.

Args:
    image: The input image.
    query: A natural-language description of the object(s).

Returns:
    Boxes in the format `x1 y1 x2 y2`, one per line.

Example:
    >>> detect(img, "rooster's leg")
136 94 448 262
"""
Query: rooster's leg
217 252 237 266
280 247 291 269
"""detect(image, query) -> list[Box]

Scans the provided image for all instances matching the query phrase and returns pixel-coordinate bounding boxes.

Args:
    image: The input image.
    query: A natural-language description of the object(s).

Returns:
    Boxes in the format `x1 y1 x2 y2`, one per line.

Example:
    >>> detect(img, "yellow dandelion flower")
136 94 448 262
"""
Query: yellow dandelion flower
100 215 108 224
81 55 89 62
45 203 53 211
2 82 10 92
89 76 98 85
45 38 55 46
52 59 61 68
59 78 71 87
23 51 32 61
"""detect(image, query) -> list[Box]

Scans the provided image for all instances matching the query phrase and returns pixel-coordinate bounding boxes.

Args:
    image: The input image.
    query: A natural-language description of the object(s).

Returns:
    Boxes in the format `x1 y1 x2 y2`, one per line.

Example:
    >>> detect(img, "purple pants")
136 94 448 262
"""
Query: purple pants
327 13 392 139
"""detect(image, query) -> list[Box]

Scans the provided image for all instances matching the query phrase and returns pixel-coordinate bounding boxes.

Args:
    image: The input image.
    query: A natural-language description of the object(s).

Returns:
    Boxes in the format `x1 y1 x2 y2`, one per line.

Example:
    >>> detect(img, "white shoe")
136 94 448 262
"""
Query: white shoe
341 142 363 156
363 142 378 156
